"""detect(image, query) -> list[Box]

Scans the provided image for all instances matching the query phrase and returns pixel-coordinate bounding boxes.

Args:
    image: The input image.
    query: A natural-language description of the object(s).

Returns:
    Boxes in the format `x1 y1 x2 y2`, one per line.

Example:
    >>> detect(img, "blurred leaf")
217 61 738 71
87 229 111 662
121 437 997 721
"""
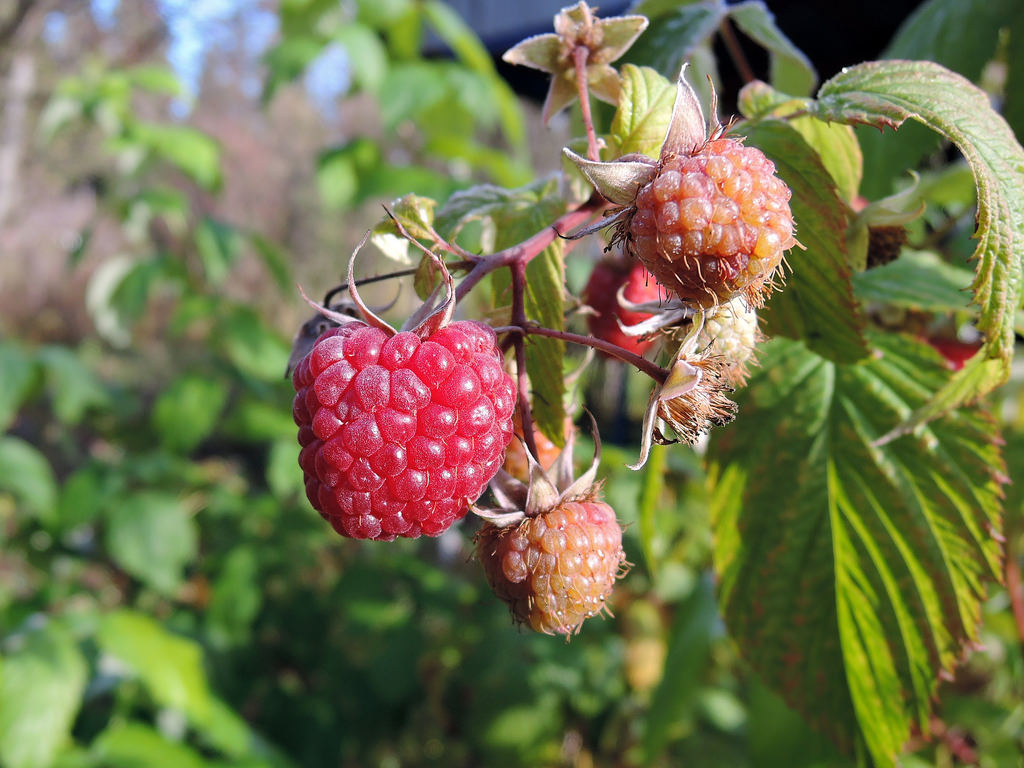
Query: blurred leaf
127 65 182 96
642 577 716 761
740 120 868 362
220 309 292 382
104 492 198 594
266 439 305 500
335 24 388 93
0 342 36 432
196 218 243 286
36 346 110 425
378 62 450 131
130 122 222 191
207 548 263 648
422 0 525 150
316 140 378 210
355 0 413 29
152 374 230 453
261 36 324 102
853 250 974 312
625 1 724 80
38 95 83 142
727 1 816 96
98 610 212 722
224 398 295 442
610 64 675 159
249 235 293 292
0 622 87 768
0 437 57 524
93 723 205 768
708 334 1004 764
814 60 1024 431
858 0 1017 197
56 464 112 532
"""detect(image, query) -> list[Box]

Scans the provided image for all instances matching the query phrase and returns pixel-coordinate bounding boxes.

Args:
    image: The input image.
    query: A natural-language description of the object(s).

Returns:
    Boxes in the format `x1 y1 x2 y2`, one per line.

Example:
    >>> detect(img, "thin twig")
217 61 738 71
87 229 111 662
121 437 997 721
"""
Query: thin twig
719 17 756 85
495 324 669 385
573 46 601 162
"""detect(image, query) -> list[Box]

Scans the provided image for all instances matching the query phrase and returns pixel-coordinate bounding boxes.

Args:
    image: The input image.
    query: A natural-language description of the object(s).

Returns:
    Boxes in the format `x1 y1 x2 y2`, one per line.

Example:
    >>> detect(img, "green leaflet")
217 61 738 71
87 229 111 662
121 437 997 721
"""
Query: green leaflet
858 0 1019 197
740 120 868 362
813 60 1024 437
707 334 1004 765
853 250 974 312
610 65 675 159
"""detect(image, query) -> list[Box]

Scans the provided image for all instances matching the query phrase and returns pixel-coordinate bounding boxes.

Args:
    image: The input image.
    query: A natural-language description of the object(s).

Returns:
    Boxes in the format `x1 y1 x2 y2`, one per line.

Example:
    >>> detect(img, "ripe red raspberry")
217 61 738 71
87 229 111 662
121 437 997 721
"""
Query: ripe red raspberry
292 319 516 541
477 498 625 635
626 138 795 309
584 256 663 356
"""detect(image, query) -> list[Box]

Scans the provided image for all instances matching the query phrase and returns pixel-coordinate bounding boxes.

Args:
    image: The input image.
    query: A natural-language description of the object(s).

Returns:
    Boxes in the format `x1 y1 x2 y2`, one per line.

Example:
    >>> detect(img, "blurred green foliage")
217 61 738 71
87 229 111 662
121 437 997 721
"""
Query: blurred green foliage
1 0 1022 766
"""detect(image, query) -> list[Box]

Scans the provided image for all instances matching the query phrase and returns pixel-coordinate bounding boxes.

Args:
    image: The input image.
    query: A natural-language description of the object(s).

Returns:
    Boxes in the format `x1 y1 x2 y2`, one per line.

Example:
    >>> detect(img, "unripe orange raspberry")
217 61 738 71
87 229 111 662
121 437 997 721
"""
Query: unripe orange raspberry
477 498 625 635
627 138 795 308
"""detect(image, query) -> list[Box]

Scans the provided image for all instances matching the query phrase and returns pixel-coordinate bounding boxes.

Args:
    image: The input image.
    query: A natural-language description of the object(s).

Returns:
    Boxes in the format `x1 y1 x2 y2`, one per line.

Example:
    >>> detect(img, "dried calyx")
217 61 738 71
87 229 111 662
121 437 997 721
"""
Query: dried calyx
629 313 738 470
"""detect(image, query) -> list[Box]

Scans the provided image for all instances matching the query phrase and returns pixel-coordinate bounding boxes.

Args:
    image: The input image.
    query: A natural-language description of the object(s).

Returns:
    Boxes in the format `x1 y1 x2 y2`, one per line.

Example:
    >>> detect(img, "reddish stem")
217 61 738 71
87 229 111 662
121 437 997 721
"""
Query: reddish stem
719 18 756 85
454 198 607 303
573 45 601 162
495 324 668 385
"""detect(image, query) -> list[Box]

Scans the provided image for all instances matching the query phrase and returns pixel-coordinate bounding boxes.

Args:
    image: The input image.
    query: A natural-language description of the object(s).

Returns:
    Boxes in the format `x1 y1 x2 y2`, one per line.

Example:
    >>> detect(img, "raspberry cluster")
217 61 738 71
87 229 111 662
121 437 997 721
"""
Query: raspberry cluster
477 499 625 635
292 320 516 540
627 138 795 308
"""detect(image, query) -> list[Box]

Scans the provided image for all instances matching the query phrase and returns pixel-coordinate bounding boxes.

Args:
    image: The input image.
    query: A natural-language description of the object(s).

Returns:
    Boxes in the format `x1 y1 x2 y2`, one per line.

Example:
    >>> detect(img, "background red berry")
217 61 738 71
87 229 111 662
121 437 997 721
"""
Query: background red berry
584 256 663 356
627 137 795 308
292 320 516 540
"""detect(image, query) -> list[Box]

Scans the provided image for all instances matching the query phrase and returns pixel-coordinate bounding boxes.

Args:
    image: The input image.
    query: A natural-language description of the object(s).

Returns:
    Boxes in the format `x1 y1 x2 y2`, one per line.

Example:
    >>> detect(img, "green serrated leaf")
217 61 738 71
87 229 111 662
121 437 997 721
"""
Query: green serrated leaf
0 437 57 523
371 194 438 264
97 610 212 722
625 1 724 80
434 178 565 252
0 622 87 768
104 492 198 594
523 243 567 448
853 250 974 312
727 1 816 96
708 333 1004 765
859 0 1016 197
814 60 1024 427
740 120 868 362
610 64 675 159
